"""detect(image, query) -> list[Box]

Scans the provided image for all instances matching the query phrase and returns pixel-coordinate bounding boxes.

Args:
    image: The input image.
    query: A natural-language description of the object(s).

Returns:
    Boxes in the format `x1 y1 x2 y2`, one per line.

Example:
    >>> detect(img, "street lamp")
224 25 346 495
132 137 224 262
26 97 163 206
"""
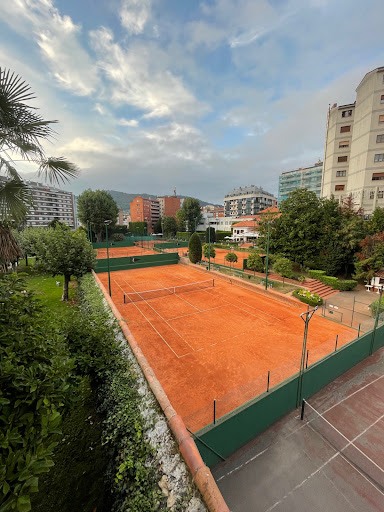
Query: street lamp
265 222 272 291
105 220 112 296
296 306 318 406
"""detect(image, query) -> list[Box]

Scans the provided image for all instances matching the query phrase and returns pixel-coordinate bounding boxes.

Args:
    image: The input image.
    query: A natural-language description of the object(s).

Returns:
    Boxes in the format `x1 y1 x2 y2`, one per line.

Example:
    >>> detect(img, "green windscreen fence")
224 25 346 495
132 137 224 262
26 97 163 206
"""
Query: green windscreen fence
94 252 179 272
193 324 384 468
155 242 189 249
92 240 135 249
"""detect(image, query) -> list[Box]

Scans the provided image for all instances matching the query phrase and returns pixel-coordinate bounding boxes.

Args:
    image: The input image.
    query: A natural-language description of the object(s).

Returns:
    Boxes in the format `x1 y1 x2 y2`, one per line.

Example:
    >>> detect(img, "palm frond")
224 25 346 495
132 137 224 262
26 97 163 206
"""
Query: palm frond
0 179 32 222
37 157 80 185
0 224 23 266
0 156 22 180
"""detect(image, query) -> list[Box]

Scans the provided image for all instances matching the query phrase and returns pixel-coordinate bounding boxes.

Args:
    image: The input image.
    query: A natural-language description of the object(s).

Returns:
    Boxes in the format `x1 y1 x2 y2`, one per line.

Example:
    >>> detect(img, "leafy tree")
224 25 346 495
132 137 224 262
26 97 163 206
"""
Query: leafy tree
203 243 216 259
176 198 202 232
368 207 384 235
337 216 368 277
0 274 75 512
273 257 293 286
255 210 279 250
153 216 162 234
0 225 22 271
111 232 125 241
267 189 324 266
162 216 178 237
77 190 119 242
47 217 66 229
34 226 96 300
188 232 202 263
354 232 384 281
246 251 264 276
205 227 216 243
0 67 78 265
225 252 238 267
129 221 147 236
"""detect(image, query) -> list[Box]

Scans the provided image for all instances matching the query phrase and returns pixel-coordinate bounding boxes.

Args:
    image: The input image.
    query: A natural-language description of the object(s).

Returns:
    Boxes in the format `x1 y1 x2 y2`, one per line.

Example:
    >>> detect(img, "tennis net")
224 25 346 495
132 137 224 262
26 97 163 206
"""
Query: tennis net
123 279 214 303
303 400 384 489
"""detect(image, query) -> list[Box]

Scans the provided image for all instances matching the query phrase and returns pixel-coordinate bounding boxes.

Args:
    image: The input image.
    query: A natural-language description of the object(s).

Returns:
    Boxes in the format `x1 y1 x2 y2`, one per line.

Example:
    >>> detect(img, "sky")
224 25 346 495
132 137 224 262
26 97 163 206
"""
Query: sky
1 0 384 205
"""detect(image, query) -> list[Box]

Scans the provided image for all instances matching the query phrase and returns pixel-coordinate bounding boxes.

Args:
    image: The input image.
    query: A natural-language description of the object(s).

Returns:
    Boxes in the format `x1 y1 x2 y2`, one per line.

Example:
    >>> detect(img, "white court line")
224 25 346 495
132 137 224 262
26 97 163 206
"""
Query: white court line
217 373 384 482
265 413 384 511
122 277 195 354
116 278 182 359
168 303 228 321
178 330 251 358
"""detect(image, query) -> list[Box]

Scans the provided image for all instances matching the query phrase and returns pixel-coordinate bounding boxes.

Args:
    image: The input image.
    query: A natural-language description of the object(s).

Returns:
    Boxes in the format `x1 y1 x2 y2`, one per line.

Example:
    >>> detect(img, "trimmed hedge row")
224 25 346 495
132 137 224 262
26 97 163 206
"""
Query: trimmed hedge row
293 288 323 307
308 270 357 291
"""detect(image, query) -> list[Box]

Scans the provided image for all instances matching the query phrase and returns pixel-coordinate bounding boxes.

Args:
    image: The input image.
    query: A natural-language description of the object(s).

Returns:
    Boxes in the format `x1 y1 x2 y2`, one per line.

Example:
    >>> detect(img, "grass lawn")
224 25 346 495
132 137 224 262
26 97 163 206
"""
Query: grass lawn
26 274 77 317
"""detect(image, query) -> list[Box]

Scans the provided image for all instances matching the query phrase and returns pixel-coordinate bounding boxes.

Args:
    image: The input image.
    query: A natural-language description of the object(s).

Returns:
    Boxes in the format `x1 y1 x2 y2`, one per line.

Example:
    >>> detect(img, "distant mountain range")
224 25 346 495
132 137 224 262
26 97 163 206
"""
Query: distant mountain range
107 190 222 212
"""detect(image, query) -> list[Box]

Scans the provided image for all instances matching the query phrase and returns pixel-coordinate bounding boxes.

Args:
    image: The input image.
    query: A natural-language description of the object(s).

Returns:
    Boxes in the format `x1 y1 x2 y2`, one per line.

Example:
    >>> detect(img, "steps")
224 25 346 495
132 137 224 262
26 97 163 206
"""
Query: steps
303 278 339 299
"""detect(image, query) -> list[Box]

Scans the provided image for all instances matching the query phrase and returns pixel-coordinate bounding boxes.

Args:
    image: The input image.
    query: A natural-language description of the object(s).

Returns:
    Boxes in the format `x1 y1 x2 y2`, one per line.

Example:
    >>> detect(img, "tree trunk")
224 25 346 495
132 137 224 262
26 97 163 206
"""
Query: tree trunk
25 254 28 266
62 275 70 301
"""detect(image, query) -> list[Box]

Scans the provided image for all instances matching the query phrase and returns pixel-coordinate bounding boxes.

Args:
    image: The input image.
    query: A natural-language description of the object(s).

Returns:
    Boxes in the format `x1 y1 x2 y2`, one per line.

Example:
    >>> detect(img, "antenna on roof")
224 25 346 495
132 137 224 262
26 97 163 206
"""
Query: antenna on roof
174 186 176 197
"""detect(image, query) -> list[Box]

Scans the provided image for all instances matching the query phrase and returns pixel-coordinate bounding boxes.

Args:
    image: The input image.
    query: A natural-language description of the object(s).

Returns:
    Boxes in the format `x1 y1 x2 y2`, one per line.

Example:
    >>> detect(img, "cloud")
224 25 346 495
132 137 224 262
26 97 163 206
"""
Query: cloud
120 0 151 35
0 0 98 96
118 118 139 127
89 27 208 118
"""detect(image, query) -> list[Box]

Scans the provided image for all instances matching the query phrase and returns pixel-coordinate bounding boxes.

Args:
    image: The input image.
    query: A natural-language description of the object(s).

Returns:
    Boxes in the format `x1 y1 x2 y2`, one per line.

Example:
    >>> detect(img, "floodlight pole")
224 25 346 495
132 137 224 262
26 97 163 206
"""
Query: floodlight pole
371 285 383 355
105 220 112 296
208 224 211 271
194 218 198 233
265 223 271 290
296 306 318 407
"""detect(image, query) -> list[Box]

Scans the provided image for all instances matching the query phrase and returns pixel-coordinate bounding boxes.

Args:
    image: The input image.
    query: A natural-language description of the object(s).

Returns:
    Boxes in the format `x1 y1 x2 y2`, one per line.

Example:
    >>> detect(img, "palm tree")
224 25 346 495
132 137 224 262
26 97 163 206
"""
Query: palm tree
0 67 79 267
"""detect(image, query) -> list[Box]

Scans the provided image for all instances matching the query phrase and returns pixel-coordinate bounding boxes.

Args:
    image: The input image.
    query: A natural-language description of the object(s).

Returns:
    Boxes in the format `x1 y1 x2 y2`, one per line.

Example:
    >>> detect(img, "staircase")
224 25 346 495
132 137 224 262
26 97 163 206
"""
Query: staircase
303 278 339 299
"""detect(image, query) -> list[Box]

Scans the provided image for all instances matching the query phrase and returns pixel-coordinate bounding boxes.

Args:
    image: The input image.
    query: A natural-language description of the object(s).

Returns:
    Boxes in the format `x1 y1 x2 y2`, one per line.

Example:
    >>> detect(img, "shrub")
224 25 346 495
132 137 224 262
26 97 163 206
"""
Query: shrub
202 243 216 259
225 252 238 266
308 270 326 279
246 252 264 274
111 233 125 241
273 257 293 279
293 288 323 307
0 274 75 512
369 297 384 318
308 269 357 291
188 233 202 263
215 231 232 242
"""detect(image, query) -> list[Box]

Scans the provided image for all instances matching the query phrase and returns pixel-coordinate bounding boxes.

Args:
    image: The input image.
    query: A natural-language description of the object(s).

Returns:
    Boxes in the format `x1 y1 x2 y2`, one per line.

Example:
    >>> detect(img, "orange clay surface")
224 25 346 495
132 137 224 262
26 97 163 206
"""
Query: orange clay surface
203 248 252 269
97 264 356 432
96 246 158 259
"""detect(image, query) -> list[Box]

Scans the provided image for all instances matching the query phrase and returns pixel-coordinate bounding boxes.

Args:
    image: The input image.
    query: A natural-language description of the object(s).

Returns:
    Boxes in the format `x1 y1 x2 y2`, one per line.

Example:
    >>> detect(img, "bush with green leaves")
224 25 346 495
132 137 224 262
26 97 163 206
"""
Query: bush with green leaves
369 297 384 318
202 243 216 260
292 288 323 307
246 252 264 276
188 233 202 263
75 275 164 510
273 257 293 280
205 227 216 243
225 252 238 267
0 274 75 512
111 233 125 242
308 269 357 291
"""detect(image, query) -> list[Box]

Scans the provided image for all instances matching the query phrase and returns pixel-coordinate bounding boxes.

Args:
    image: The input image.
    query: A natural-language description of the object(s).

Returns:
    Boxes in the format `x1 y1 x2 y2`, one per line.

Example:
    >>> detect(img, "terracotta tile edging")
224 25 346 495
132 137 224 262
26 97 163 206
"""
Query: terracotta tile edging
91 271 230 512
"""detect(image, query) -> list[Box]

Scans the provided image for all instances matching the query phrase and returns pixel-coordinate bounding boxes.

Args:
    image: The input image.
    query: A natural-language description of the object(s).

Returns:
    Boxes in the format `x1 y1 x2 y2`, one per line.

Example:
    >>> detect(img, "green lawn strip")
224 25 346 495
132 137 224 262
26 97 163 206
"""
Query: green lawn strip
26 275 77 317
30 378 109 512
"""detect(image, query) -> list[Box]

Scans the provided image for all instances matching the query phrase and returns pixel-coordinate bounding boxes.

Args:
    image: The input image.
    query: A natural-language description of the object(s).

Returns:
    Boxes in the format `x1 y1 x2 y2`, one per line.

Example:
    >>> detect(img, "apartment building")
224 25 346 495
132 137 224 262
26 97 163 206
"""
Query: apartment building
201 205 224 217
4 179 77 228
322 66 384 216
278 161 323 203
157 196 181 218
224 185 277 217
130 196 160 232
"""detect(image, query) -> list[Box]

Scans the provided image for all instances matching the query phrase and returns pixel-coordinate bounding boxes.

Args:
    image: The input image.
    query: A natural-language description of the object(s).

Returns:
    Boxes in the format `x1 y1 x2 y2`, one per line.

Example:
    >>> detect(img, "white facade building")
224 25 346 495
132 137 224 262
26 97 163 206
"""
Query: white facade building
322 66 384 216
224 185 277 217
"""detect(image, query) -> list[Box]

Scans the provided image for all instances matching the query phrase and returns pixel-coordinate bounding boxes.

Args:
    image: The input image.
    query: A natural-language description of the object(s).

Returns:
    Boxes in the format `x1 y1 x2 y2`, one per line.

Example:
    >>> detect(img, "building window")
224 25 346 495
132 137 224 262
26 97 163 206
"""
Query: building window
336 170 346 177
335 185 345 191
380 115 384 123
370 191 375 199
338 156 348 162
381 95 384 104
374 154 384 162
342 110 352 117
377 135 384 143
372 173 384 180
379 191 384 199
339 141 350 148
340 126 351 133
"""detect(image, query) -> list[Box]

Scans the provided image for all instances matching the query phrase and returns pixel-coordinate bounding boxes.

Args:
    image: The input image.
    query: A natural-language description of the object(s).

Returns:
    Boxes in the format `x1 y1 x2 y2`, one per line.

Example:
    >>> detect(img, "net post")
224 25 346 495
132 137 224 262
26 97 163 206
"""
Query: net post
335 334 338 351
124 294 126 304
267 371 270 392
213 399 216 425
300 399 306 420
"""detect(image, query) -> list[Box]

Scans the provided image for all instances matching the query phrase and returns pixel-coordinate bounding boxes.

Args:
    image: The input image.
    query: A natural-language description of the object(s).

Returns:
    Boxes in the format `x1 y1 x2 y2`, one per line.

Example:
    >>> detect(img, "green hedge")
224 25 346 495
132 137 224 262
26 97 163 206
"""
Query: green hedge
369 297 384 318
293 288 323 306
215 231 232 241
308 270 357 291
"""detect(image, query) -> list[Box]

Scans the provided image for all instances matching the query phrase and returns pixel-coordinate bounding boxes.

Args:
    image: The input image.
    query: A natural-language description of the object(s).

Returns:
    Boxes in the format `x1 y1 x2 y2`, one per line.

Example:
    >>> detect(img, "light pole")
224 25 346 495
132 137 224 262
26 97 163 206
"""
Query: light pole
194 217 198 233
296 306 318 406
371 285 384 354
105 220 112 296
208 225 211 271
265 222 271 291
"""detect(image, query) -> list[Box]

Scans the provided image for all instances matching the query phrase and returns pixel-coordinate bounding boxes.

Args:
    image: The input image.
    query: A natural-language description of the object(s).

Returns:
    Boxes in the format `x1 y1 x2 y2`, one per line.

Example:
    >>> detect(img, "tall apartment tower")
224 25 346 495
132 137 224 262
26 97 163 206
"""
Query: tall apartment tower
322 66 384 215
278 161 323 204
130 196 160 232
157 196 181 218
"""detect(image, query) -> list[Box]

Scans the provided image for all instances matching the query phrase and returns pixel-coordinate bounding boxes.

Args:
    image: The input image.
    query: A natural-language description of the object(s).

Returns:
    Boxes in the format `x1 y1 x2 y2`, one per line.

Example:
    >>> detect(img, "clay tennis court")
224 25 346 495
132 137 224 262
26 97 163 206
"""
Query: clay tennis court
96 246 158 258
203 248 252 269
97 264 356 431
